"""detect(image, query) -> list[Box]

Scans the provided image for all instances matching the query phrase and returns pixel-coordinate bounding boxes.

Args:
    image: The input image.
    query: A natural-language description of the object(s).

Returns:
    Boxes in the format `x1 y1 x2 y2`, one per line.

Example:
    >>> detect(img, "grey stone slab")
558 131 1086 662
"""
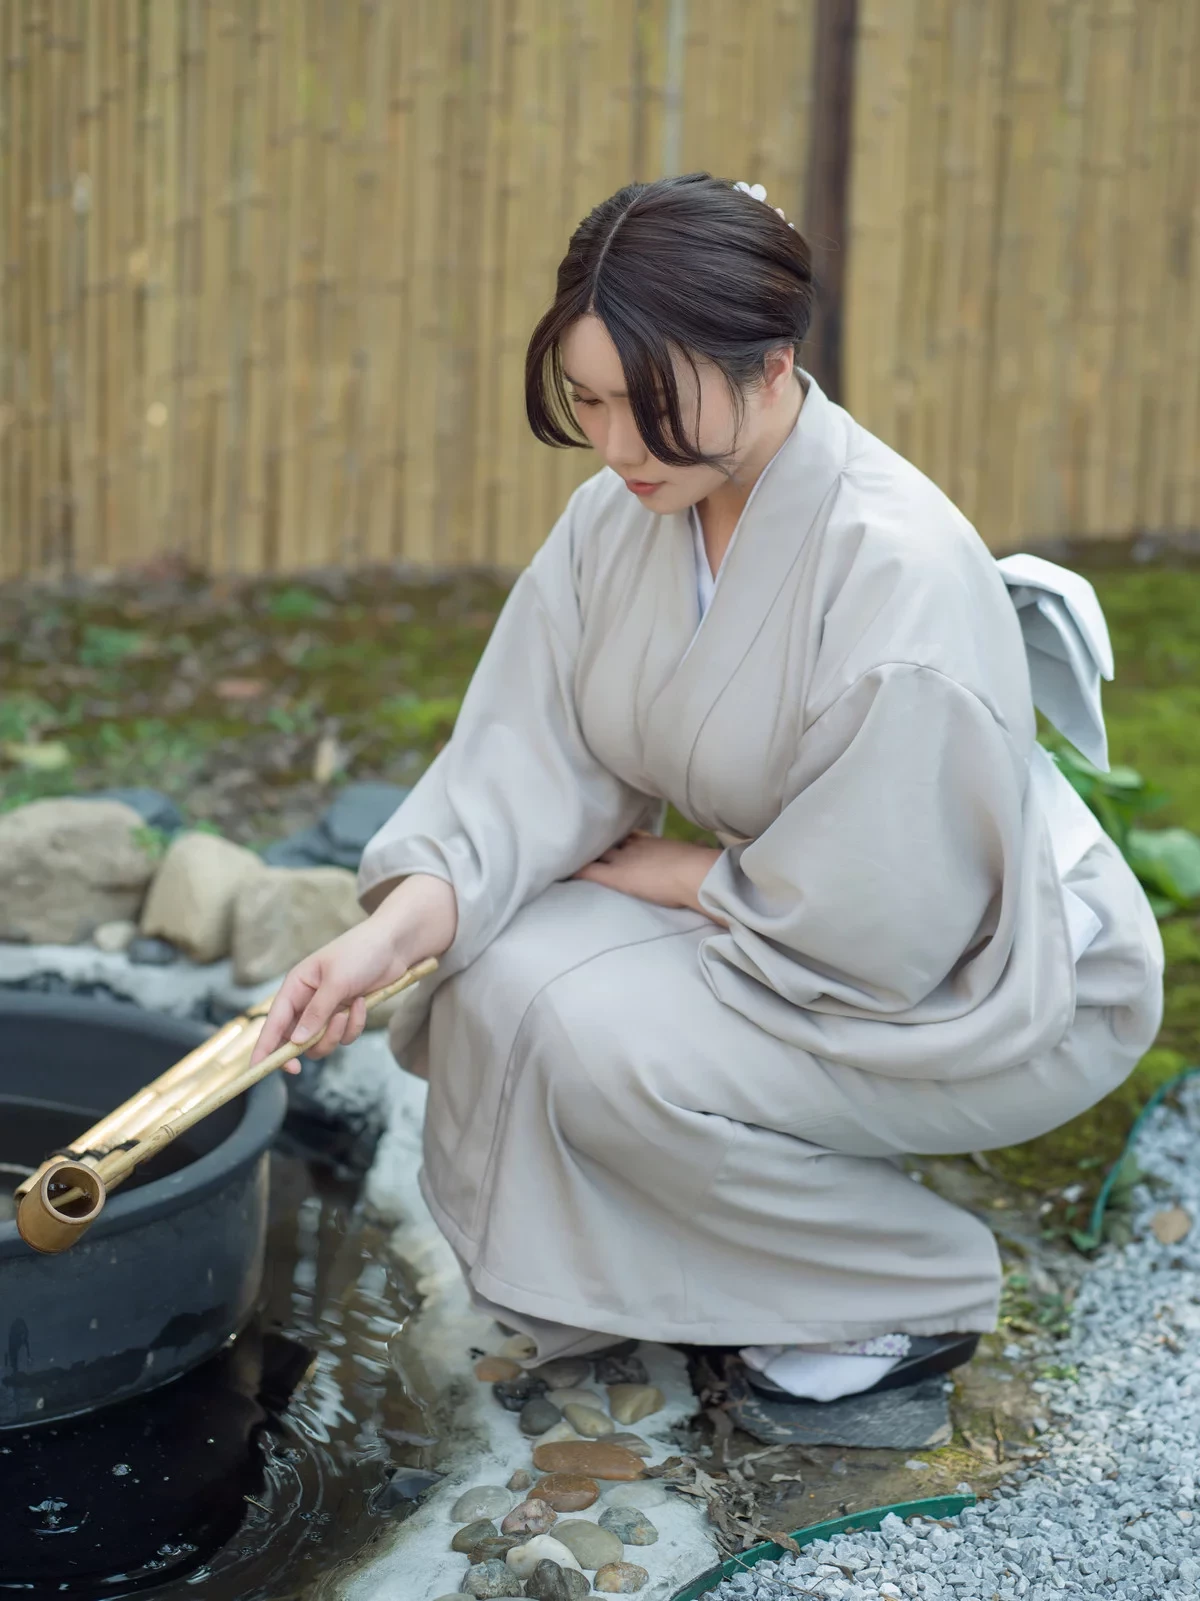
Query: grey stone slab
725 1369 951 1450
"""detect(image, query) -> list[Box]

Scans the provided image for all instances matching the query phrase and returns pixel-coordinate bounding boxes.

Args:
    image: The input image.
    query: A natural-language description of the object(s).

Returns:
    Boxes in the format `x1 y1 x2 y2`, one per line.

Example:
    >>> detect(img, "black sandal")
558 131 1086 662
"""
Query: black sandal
742 1332 980 1404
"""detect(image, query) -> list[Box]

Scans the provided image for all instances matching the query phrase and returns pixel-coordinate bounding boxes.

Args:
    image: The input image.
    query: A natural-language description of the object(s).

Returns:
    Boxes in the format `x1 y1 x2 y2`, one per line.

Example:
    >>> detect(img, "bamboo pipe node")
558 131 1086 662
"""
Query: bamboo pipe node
17 1159 108 1255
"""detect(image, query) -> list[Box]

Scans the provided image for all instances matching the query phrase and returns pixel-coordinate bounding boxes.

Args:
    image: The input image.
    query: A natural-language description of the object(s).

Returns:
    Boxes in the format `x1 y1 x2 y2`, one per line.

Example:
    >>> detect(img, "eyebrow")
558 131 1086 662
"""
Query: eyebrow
562 370 627 400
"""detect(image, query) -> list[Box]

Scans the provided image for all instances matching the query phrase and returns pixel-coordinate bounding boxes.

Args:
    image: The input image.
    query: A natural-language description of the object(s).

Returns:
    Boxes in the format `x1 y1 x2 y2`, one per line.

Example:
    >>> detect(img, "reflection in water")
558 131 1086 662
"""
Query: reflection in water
0 1154 435 1598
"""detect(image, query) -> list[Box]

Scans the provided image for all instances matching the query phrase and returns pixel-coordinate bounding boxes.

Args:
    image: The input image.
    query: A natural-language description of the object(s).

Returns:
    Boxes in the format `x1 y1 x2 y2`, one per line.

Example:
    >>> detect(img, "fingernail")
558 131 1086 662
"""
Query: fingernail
290 1026 312 1044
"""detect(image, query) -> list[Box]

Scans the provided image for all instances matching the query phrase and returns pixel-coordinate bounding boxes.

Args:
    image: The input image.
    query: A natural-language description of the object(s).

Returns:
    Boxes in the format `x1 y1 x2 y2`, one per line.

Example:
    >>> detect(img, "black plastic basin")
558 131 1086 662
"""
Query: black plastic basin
0 992 286 1429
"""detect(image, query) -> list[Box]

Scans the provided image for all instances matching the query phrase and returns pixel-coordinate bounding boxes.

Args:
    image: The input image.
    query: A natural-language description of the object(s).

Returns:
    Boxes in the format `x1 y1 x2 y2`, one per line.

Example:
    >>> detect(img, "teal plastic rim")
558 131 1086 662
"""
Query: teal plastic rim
670 1494 976 1600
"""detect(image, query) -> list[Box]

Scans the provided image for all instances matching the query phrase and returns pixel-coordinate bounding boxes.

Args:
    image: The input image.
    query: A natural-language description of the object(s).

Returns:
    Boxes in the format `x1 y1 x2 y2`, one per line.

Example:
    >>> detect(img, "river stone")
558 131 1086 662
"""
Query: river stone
463 1560 524 1598
532 1442 644 1480
536 1420 582 1444
562 1402 614 1437
548 1386 604 1410
0 798 155 943
551 1519 625 1570
500 1498 557 1537
505 1535 583 1578
451 1486 512 1523
607 1434 654 1460
432 1594 474 1601
606 1385 665 1425
493 1374 548 1411
85 786 184 834
499 1332 538 1361
140 830 265 961
232 864 364 984
507 1469 533 1492
520 1398 564 1437
535 1357 593 1389
594 1353 649 1386
452 1519 499 1554
599 1506 658 1545
465 1536 521 1564
524 1559 591 1601
93 918 138 953
594 1561 649 1593
603 1479 667 1508
476 1357 521 1382
320 781 411 862
530 1473 599 1512
127 934 179 966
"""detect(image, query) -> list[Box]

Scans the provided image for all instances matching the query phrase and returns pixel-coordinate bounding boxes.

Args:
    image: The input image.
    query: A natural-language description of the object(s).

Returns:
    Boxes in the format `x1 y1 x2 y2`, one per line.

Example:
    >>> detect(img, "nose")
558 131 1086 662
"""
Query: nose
605 410 650 473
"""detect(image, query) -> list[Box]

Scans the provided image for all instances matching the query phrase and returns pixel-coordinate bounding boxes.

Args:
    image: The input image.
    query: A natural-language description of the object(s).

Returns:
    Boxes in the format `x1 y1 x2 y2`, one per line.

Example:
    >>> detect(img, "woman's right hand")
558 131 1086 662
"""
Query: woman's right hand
249 873 456 1069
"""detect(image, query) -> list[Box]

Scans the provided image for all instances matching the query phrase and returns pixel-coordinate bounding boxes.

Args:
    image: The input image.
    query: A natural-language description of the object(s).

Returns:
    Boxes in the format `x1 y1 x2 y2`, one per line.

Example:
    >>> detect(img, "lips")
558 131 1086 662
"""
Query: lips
625 480 663 494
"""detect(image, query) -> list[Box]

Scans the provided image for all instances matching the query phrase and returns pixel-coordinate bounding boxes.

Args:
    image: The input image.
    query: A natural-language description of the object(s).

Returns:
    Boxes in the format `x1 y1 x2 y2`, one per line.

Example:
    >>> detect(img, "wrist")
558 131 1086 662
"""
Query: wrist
370 873 458 963
675 845 722 912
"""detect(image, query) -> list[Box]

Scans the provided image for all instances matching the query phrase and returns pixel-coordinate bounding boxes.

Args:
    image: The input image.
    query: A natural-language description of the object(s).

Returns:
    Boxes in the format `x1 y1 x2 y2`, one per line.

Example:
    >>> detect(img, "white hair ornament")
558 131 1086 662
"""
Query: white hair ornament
733 180 795 229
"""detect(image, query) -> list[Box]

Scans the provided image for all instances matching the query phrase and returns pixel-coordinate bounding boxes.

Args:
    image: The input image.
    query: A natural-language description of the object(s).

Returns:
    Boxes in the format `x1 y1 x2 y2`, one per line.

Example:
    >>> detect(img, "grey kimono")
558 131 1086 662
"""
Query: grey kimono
358 370 1163 1360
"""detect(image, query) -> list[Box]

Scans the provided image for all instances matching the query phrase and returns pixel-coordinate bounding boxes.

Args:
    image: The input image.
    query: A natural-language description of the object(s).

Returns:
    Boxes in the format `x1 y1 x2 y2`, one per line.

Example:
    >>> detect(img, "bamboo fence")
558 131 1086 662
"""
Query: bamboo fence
0 0 1196 579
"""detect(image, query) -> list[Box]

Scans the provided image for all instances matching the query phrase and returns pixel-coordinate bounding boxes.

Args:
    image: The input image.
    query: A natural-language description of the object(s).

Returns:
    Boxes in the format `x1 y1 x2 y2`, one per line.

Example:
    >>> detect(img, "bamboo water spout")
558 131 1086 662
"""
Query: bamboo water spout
16 959 437 1254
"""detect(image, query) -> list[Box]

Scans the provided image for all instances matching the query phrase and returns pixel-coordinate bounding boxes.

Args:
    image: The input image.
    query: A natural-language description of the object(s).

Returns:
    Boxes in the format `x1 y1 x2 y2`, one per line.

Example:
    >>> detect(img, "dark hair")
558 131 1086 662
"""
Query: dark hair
525 172 816 471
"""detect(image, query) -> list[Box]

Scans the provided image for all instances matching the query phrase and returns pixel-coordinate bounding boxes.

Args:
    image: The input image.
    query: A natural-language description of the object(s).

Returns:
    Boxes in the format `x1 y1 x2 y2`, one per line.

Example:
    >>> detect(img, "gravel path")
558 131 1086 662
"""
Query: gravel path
709 1076 1200 1601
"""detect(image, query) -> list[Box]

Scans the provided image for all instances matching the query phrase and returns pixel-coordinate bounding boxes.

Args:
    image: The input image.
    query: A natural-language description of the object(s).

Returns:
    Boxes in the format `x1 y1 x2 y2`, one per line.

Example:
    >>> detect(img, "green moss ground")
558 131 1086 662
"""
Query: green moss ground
2 558 1197 1224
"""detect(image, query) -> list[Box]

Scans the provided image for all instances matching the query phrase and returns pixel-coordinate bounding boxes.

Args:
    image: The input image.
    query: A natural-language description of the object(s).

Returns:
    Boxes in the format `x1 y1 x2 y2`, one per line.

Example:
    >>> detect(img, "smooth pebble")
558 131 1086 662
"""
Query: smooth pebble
594 1354 649 1386
505 1534 583 1578
492 1374 548 1411
475 1356 521 1382
603 1479 666 1508
599 1506 658 1545
523 1557 591 1601
547 1385 604 1410
607 1433 654 1459
536 1420 582 1444
562 1402 614 1438
594 1560 650 1593
451 1519 498 1553
463 1560 524 1598
466 1536 521 1564
499 1333 538 1361
529 1473 599 1512
533 1441 644 1480
501 1497 557 1537
606 1384 665 1425
451 1486 512 1523
551 1518 625 1570
507 1469 533 1492
534 1357 592 1389
520 1397 565 1437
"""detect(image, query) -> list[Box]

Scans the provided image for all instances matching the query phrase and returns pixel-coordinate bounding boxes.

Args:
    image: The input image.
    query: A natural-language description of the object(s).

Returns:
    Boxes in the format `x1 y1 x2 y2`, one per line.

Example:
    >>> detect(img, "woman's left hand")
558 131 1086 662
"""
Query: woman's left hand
573 831 724 919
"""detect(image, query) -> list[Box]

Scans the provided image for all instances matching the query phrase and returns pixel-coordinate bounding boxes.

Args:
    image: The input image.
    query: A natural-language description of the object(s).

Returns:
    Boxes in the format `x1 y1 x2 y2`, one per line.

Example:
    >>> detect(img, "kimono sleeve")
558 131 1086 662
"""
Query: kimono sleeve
697 662 1028 1016
357 494 653 975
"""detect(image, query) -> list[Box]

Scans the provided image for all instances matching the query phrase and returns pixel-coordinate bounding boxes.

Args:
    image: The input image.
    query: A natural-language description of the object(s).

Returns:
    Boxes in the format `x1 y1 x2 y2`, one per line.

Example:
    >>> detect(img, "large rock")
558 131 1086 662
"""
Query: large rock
140 831 266 963
83 787 184 835
231 865 365 985
262 782 410 870
0 798 155 944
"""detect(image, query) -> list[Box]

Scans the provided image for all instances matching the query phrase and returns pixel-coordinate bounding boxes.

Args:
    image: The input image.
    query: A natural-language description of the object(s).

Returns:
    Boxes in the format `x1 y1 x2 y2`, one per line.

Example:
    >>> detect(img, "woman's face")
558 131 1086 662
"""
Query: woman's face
558 314 791 515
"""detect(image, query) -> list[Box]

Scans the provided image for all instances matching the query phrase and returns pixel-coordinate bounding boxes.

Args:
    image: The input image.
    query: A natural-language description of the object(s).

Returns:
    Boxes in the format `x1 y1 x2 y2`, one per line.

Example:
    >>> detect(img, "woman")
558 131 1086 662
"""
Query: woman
253 174 1163 1406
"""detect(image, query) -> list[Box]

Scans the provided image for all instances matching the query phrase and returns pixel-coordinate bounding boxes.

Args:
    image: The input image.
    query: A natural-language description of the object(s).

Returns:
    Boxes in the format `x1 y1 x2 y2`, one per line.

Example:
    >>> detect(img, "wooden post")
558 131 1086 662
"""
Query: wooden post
802 0 857 404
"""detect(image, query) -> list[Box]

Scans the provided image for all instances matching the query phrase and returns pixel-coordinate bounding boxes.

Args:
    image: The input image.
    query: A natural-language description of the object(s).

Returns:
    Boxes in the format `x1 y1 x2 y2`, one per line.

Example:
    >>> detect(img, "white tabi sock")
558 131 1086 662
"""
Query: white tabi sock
740 1334 911 1402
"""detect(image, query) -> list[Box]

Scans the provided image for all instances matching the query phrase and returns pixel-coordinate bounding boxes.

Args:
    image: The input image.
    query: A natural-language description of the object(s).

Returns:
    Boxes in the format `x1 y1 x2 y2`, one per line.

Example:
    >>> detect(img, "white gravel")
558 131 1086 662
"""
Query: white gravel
707 1074 1200 1601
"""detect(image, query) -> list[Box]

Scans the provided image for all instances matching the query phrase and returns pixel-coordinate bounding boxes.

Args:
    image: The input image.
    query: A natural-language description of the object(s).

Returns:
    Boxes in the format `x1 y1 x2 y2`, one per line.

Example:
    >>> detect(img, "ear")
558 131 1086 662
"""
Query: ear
763 345 796 396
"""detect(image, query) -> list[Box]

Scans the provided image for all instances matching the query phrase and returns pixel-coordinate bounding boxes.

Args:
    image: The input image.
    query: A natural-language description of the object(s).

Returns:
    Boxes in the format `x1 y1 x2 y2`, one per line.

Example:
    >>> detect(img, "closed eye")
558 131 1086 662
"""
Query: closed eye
569 392 601 407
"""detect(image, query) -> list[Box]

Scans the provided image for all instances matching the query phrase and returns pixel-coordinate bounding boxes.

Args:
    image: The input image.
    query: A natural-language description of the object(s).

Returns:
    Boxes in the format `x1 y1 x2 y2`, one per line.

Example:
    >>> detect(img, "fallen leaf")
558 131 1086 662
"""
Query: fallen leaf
1151 1206 1192 1245
214 677 268 701
3 740 71 771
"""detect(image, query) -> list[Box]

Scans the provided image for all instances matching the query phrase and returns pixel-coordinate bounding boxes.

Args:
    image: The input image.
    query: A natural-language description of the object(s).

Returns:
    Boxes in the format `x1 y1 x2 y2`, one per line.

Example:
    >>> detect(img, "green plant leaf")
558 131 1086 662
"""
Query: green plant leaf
79 625 147 668
1127 827 1200 907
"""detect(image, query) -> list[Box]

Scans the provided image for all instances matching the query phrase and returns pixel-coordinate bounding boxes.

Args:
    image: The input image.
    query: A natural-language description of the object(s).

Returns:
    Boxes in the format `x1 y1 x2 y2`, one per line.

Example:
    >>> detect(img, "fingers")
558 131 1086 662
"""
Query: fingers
250 968 317 1066
343 995 368 1048
304 1006 350 1061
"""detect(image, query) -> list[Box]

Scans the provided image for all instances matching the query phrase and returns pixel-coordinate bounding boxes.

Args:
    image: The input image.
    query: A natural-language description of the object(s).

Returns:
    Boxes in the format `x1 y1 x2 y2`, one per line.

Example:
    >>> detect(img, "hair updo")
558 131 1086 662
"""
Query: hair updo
525 171 816 471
